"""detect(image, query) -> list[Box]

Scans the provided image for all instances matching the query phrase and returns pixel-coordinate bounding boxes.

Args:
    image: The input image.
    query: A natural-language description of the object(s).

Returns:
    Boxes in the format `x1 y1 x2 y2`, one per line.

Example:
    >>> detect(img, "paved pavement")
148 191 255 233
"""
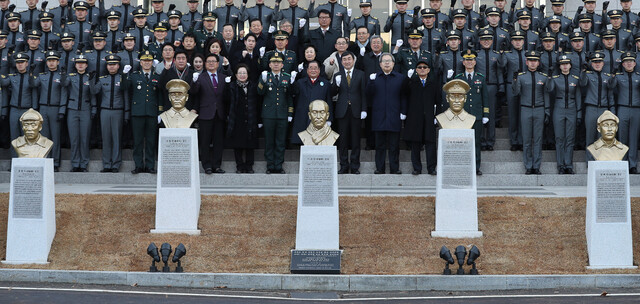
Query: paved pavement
0 183 629 197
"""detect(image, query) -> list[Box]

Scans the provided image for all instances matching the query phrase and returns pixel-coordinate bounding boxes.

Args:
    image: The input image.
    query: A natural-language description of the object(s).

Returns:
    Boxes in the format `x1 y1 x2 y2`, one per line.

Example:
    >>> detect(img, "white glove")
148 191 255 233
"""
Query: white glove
123 65 131 73
482 117 489 124
327 121 331 127
258 123 263 128
396 39 403 47
347 8 352 17
192 72 200 82
335 75 341 86
400 113 407 120
407 69 414 78
291 71 298 80
369 73 376 80
259 46 265 57
447 69 454 79
153 59 159 66
268 25 276 33
157 116 162 124
360 111 367 120
187 62 191 67
298 62 304 72
434 118 438 125
288 116 293 122
144 35 150 44
299 18 306 28
261 70 268 82
225 76 231 83
360 47 366 56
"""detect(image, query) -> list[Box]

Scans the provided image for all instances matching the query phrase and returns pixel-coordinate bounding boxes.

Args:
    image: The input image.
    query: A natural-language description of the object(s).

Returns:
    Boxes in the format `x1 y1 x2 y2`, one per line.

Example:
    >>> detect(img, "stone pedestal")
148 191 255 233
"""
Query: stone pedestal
151 128 201 235
431 129 483 238
586 161 636 269
291 146 341 274
3 158 55 264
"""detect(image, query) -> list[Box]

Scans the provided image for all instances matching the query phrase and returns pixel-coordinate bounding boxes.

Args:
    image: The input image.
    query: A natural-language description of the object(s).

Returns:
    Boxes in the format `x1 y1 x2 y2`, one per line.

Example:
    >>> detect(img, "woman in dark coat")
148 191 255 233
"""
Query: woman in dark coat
226 64 260 173
295 44 327 81
290 60 333 145
402 58 442 175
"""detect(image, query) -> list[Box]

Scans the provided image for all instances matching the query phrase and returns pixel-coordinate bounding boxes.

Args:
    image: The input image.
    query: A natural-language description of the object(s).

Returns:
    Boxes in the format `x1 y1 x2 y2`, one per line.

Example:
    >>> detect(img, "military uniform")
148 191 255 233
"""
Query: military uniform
111 2 136 31
546 55 582 173
600 48 624 75
129 8 154 52
257 53 293 173
181 7 203 33
476 31 503 150
64 1 94 45
610 52 640 172
481 25 510 52
435 30 465 90
91 54 129 172
194 12 223 53
147 10 169 29
212 3 243 35
542 14 573 33
24 30 47 74
350 12 380 36
32 51 67 168
499 31 528 149
384 2 415 47
59 33 78 73
19 7 40 31
49 3 75 33
513 51 550 174
310 1 350 37
6 29 25 53
61 54 96 171
124 51 160 173
116 49 141 74
395 30 432 75
260 34 297 74
419 9 445 54
580 52 616 152
38 12 60 51
147 23 169 60
511 6 544 31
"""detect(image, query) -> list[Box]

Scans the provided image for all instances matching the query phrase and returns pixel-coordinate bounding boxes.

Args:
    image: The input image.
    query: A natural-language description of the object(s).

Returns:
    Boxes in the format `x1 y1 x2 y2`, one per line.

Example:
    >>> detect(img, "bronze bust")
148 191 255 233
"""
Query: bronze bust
587 110 629 161
436 79 476 129
11 108 54 158
160 79 199 128
298 100 339 146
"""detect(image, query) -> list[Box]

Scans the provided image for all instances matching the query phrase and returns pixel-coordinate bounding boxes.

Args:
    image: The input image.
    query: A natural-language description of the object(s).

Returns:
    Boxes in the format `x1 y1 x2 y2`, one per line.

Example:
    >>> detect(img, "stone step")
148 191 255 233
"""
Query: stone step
0 171 637 187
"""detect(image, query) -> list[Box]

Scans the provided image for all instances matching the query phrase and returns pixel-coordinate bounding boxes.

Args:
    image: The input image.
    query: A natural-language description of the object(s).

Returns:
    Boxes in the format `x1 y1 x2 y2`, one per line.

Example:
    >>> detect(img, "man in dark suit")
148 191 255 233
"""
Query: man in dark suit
360 35 384 149
332 51 366 174
220 23 243 69
307 9 340 63
159 49 194 111
190 53 229 174
235 33 261 82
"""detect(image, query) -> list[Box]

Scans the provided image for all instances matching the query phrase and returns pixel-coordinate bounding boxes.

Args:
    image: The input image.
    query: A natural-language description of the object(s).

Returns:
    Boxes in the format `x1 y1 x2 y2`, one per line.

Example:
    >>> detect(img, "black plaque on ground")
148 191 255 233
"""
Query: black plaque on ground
290 250 341 274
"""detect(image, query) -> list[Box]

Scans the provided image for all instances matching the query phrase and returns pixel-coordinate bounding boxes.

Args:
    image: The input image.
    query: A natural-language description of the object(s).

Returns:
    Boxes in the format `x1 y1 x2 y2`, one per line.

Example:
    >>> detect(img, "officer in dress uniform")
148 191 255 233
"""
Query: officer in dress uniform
167 10 185 45
539 31 559 150
181 0 203 33
59 32 77 72
516 10 540 51
580 52 616 155
600 29 624 75
32 50 67 171
111 0 135 31
450 9 476 51
117 33 140 73
498 30 527 151
395 29 431 76
50 0 76 34
212 0 243 37
194 12 223 54
455 49 489 175
129 8 154 52
147 0 169 29
384 0 415 49
419 8 445 55
546 54 581 174
604 10 632 52
481 7 509 52
541 0 572 33
60 54 96 172
64 1 93 46
261 30 297 73
91 54 129 173
19 0 40 31
545 16 570 52
349 0 380 36
124 50 161 174
575 13 601 54
105 10 125 53
39 12 60 51
475 28 502 151
24 30 46 75
257 52 293 174
513 50 550 175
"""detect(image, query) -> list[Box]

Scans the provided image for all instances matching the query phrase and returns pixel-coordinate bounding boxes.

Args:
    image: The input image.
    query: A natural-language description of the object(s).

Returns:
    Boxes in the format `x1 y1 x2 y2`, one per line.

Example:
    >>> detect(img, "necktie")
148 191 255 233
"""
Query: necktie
467 73 472 83
145 73 150 81
330 2 335 29
346 70 351 86
227 41 231 49
212 73 218 92
275 74 280 83
422 79 425 87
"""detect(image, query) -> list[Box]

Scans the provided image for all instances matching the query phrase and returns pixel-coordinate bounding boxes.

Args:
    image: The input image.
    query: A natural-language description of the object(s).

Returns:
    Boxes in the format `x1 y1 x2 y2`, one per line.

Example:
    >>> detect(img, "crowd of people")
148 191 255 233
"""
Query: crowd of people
0 0 638 176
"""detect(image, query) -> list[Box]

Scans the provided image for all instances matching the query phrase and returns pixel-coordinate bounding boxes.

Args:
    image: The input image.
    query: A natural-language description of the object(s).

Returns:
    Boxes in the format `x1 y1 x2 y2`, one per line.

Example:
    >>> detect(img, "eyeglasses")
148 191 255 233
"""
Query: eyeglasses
416 66 429 69
381 59 393 63
206 60 218 63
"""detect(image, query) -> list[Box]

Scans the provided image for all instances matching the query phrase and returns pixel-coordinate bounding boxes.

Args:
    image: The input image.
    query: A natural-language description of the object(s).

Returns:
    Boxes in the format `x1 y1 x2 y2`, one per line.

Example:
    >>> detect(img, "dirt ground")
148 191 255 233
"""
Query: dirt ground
0 194 638 275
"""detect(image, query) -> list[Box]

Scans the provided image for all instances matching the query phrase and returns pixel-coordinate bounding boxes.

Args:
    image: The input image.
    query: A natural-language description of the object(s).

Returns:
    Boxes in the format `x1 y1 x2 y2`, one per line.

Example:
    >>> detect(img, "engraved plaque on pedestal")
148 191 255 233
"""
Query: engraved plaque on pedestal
12 167 44 219
160 136 192 188
290 250 342 274
441 137 474 189
595 170 627 223
300 154 335 207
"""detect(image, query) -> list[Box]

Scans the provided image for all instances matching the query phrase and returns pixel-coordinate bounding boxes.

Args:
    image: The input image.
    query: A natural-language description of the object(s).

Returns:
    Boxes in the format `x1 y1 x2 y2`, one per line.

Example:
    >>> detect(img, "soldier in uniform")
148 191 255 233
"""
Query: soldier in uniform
85 31 109 77
84 0 105 30
427 0 450 30
580 52 615 152
167 9 185 46
260 30 297 73
148 23 169 60
576 13 601 54
510 0 544 31
274 0 311 38
349 0 379 36
117 33 140 73
604 10 633 52
19 0 40 31
600 29 623 75
181 0 203 33
579 0 604 34
619 0 638 30
566 32 588 76
194 12 223 54
482 7 509 52
147 0 168 29
545 16 570 52
499 30 527 151
609 51 640 173
91 54 129 173
384 0 415 49
436 30 465 93
64 1 93 46
541 0 572 33
455 49 489 175
0 30 10 76
24 30 46 75
111 0 135 31
60 54 95 172
1 53 38 158
516 10 540 51
459 0 482 30
241 0 278 35
31 50 67 171
395 29 431 76
50 0 75 34
546 54 581 174
105 10 125 53
124 50 160 174
450 9 476 51
213 0 243 36
39 12 60 51
6 12 24 52
539 32 559 150
310 0 349 37
130 8 153 52
513 50 549 175
59 32 77 72
419 8 445 55
476 29 502 151
257 52 293 174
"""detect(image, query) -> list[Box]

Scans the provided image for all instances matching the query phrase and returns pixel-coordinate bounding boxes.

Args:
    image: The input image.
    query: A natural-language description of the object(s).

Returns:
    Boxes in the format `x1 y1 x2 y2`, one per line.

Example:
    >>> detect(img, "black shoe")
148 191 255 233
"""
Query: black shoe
525 169 533 175
486 146 494 151
111 168 119 173
412 170 420 175
374 170 384 174
213 168 225 174
80 168 88 172
565 168 575 174
630 167 638 174
131 168 144 174
428 170 437 176
246 169 254 174
100 168 111 173
205 168 213 174
558 168 565 174
534 169 542 175
391 170 402 175
510 145 518 151
266 169 273 174
476 169 482 176
338 168 349 174
481 146 487 151
279 169 286 174
54 167 59 172
147 168 157 174
518 145 523 151
71 167 79 172
351 169 360 174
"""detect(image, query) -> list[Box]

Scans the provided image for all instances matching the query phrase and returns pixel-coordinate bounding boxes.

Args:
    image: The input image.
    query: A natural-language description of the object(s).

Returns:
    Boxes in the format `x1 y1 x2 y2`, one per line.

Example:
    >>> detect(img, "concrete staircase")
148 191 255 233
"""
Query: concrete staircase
0 128 637 187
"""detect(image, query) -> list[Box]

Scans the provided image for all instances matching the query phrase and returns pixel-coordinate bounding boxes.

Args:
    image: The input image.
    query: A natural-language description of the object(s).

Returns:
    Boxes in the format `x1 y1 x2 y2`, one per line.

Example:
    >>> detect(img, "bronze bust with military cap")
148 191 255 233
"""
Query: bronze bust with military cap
298 100 339 146
436 79 476 129
587 110 629 161
160 79 198 128
11 109 54 158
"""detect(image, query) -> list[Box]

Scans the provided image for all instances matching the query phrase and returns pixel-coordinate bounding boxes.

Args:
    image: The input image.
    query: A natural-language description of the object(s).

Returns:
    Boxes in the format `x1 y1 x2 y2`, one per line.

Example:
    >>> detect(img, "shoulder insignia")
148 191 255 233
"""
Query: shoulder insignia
8 73 15 76
540 72 547 77
572 75 579 79
616 72 624 75
440 51 448 54
99 75 107 79
552 75 560 78
518 72 526 76
476 72 485 77
586 70 593 74
69 73 77 76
